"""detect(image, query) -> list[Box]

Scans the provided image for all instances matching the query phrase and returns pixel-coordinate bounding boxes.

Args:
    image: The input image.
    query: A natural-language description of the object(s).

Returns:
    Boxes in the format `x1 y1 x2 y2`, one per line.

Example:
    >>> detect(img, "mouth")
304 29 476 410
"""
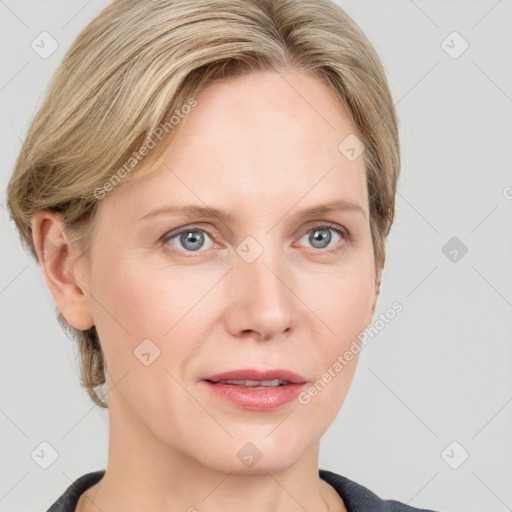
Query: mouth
206 378 293 389
200 369 308 410
202 368 307 385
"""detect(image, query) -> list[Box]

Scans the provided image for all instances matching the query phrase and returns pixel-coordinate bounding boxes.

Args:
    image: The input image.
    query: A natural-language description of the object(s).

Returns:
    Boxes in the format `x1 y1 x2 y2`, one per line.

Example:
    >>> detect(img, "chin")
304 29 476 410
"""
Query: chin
190 430 309 476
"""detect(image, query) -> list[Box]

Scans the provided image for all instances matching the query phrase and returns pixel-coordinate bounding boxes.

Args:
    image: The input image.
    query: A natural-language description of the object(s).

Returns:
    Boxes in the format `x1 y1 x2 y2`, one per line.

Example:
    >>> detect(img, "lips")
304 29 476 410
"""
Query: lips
203 368 307 385
201 368 308 410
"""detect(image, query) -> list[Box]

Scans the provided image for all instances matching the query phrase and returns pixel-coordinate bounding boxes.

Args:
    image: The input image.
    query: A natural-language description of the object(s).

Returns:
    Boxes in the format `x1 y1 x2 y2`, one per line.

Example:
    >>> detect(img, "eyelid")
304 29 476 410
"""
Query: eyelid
159 223 220 252
297 221 349 238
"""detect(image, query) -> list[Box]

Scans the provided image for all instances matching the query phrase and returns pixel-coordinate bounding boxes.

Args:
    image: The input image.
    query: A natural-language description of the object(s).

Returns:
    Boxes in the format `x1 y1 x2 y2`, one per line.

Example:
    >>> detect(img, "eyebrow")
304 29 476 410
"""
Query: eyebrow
137 199 367 223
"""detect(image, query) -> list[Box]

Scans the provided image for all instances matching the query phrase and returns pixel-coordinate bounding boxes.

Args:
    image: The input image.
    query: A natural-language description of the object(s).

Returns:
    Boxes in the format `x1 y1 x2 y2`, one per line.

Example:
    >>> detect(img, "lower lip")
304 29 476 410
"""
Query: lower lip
202 381 307 411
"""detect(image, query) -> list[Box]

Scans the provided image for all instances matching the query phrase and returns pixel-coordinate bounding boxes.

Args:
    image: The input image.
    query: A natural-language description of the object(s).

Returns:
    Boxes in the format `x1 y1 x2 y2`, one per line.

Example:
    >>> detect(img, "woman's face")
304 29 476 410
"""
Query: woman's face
78 69 379 473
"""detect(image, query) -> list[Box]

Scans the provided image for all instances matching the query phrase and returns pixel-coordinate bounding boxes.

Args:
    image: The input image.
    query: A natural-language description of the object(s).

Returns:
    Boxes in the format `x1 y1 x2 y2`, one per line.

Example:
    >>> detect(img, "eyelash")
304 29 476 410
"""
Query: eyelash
160 222 350 257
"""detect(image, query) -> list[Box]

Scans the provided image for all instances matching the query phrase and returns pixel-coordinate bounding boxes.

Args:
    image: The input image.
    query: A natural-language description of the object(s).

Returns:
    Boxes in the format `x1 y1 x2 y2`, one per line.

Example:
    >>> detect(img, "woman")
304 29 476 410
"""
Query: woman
7 0 439 510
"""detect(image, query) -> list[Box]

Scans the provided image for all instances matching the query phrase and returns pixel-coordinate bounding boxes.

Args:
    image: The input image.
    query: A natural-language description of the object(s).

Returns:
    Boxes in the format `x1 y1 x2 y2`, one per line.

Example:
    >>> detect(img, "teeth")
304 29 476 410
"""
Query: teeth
216 379 288 387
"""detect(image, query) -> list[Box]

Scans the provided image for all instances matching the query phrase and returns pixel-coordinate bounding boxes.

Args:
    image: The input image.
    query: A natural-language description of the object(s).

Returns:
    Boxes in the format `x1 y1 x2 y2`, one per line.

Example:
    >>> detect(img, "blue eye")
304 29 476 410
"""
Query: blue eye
298 224 346 250
164 228 214 252
162 223 348 255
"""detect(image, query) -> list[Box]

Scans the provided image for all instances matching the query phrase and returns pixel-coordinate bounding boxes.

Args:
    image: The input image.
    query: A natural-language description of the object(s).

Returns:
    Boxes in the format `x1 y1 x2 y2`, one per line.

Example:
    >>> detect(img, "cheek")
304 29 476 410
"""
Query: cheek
87 250 224 373
87 253 216 423
305 256 375 340
297 260 373 413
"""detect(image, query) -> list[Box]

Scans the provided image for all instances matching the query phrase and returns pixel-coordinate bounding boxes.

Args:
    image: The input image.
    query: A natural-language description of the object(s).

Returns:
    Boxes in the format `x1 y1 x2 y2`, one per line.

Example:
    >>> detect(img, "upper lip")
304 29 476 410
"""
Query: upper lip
203 368 307 384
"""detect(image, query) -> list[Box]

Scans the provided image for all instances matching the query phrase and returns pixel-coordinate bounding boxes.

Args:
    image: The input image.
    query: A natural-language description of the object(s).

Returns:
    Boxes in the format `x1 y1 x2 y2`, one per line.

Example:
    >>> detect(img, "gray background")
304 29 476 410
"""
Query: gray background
1 0 511 511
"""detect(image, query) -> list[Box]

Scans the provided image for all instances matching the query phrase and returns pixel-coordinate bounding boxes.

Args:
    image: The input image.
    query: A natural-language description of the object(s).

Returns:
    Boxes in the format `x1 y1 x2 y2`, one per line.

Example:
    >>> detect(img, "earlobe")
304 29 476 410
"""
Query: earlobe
31 212 94 331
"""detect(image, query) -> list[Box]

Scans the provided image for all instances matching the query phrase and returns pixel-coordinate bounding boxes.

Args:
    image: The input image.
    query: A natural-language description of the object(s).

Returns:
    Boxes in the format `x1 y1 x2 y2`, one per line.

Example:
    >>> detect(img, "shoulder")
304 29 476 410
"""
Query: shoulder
319 469 440 512
46 470 105 512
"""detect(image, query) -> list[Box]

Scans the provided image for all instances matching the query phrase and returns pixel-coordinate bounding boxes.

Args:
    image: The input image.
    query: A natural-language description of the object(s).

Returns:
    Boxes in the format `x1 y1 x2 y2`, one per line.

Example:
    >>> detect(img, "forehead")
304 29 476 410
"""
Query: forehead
100 69 368 221
188 69 358 155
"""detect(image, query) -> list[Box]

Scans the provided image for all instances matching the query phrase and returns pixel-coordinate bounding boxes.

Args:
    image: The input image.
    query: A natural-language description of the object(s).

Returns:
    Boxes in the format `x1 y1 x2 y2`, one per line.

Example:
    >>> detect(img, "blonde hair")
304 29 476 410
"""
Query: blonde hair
7 0 400 408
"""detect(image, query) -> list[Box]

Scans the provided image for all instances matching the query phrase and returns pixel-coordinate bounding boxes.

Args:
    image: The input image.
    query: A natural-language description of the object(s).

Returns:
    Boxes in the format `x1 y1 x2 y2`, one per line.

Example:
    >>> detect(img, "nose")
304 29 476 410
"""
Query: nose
224 239 297 341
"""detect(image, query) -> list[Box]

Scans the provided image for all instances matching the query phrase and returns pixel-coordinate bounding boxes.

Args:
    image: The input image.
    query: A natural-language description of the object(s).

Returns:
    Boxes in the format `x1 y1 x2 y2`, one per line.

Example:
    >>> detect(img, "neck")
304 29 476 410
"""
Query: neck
76 393 345 512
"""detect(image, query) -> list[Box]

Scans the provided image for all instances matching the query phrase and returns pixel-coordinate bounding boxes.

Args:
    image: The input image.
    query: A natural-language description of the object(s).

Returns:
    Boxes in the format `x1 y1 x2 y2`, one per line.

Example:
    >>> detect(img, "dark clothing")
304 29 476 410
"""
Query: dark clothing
46 468 439 511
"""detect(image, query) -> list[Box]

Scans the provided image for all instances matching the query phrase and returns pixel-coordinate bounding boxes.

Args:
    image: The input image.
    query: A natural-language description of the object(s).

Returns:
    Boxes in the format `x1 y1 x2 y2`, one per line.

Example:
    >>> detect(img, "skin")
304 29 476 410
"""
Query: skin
33 69 381 512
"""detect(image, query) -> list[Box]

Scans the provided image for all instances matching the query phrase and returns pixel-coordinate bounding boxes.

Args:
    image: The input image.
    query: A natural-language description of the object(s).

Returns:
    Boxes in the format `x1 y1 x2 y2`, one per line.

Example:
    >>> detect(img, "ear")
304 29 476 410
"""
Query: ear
31 211 94 331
